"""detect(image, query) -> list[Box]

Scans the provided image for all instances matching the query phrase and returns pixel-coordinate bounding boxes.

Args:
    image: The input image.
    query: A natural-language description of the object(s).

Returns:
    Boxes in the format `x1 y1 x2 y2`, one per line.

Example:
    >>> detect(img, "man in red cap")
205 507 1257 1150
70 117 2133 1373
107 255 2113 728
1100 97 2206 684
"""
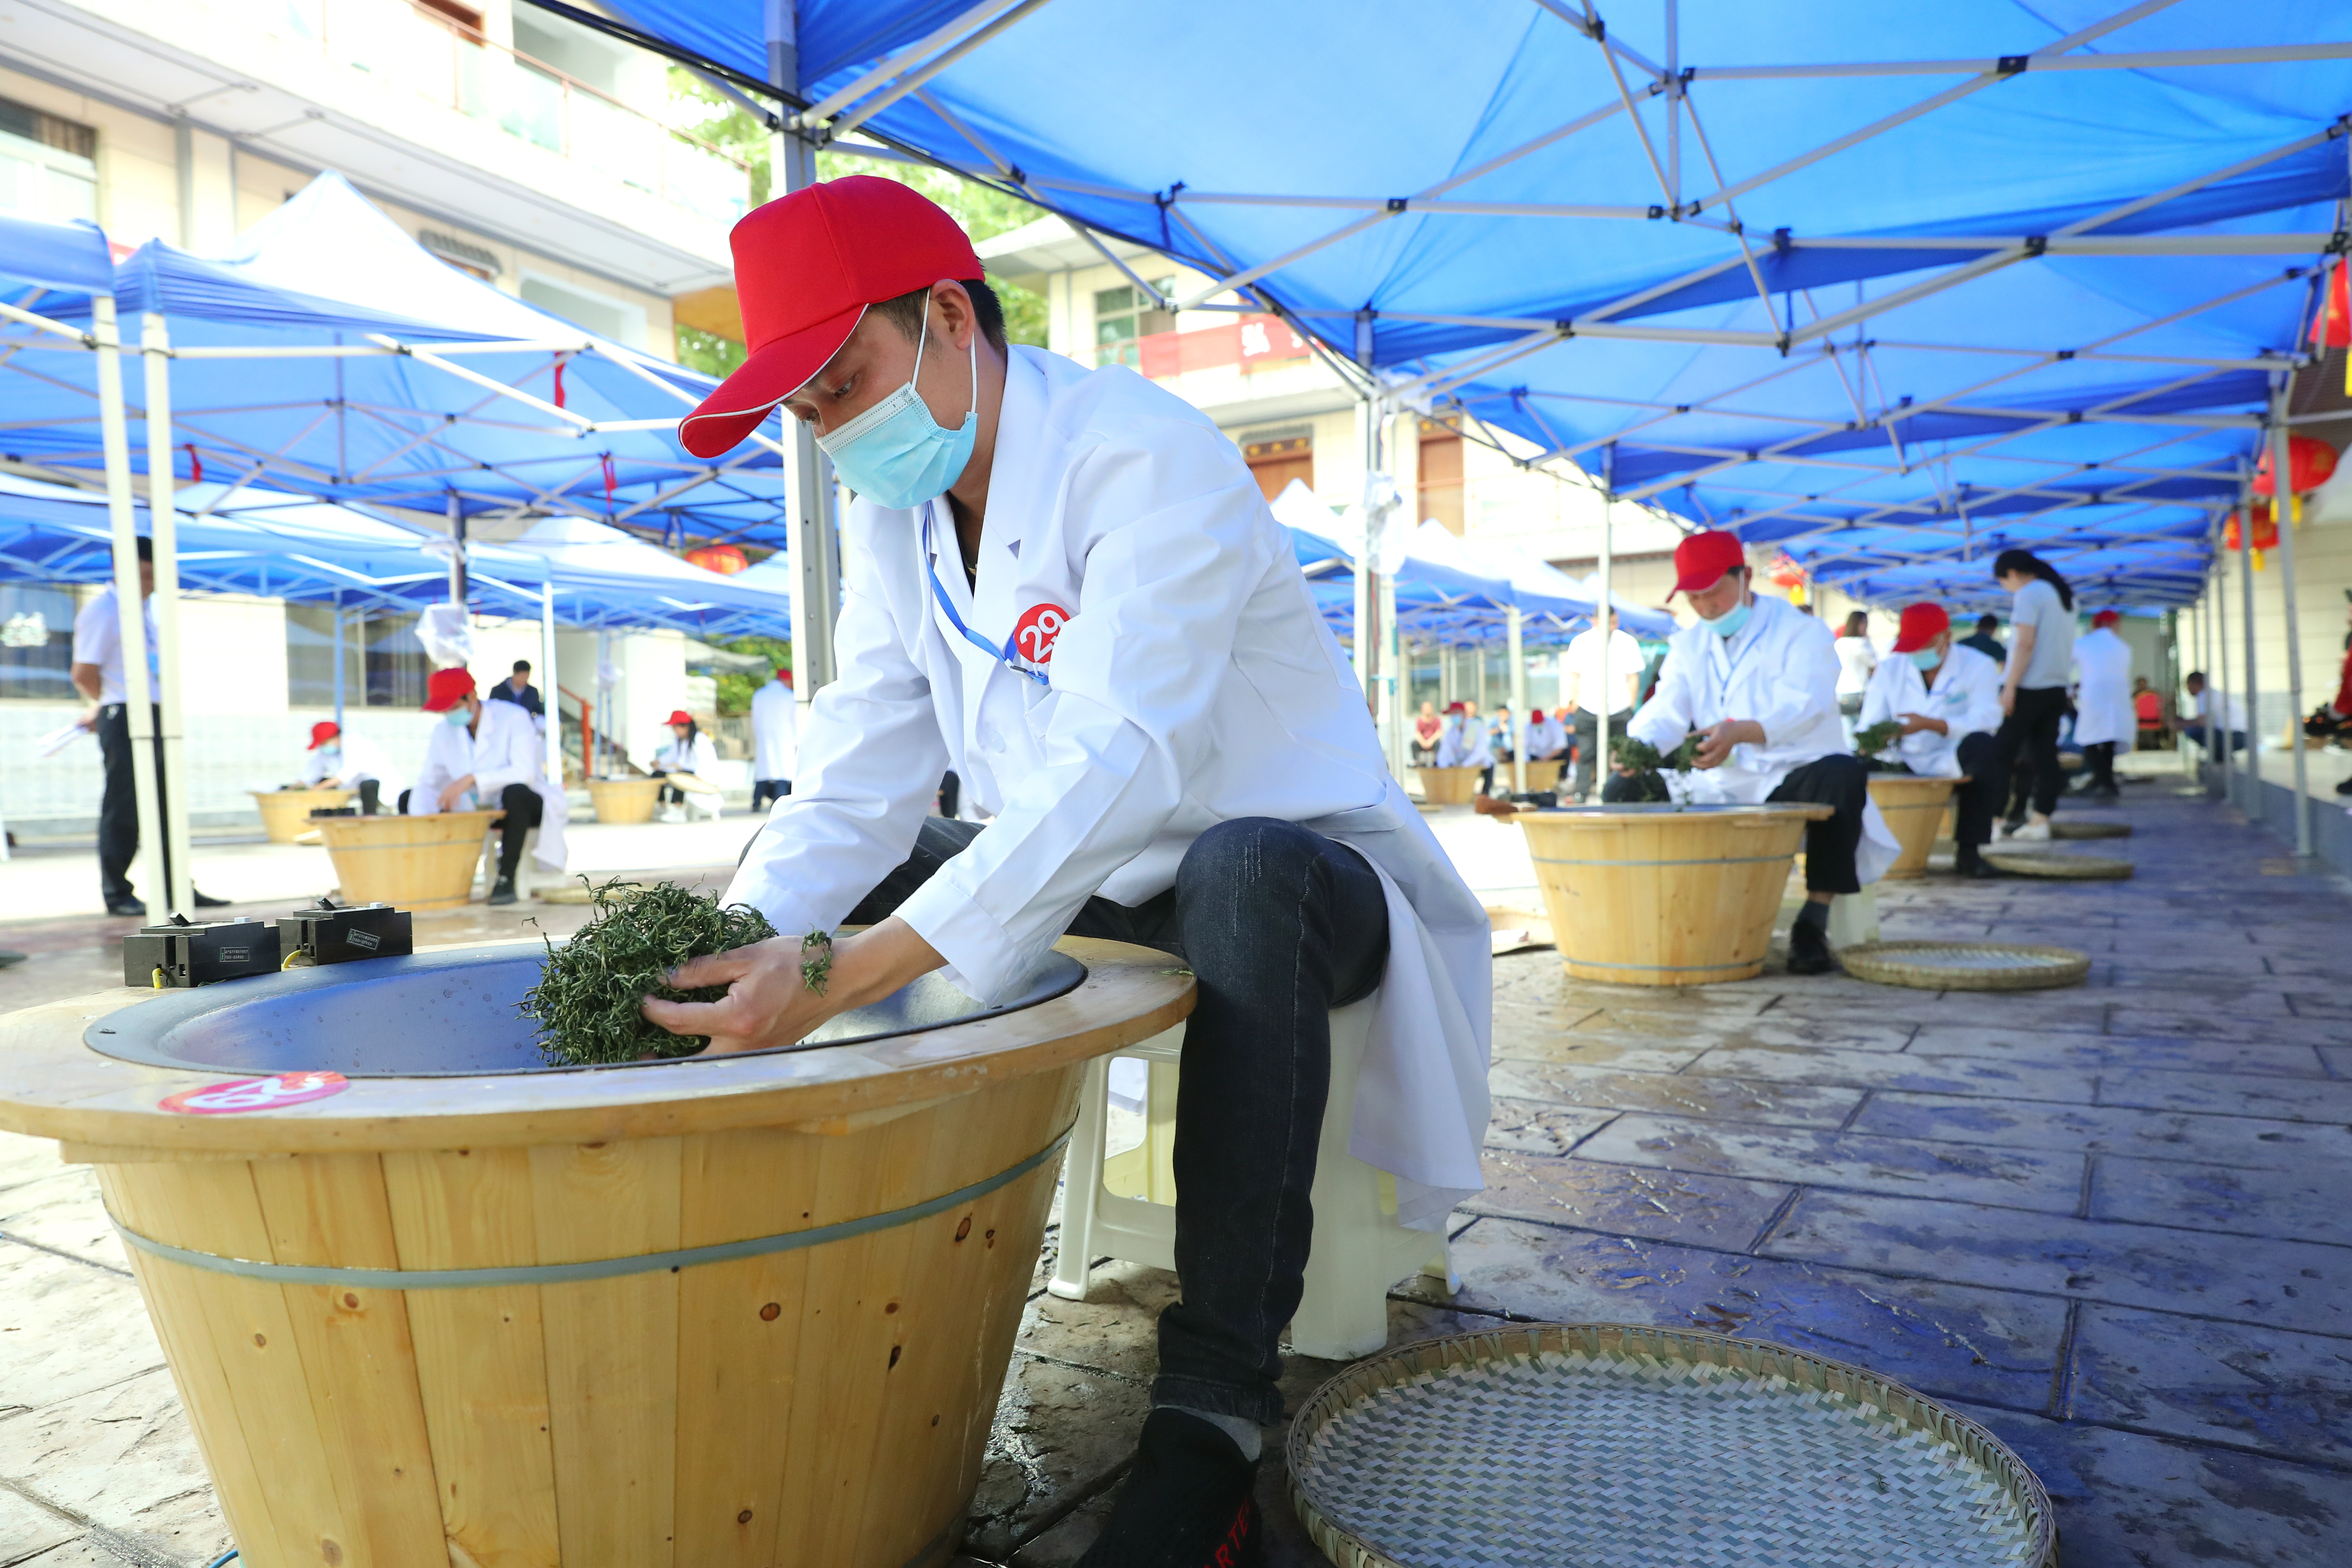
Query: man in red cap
647 176 1490 1564
750 666 796 810
297 718 400 817
1611 530 1896 972
2070 608 2135 800
410 666 567 904
1856 603 2006 876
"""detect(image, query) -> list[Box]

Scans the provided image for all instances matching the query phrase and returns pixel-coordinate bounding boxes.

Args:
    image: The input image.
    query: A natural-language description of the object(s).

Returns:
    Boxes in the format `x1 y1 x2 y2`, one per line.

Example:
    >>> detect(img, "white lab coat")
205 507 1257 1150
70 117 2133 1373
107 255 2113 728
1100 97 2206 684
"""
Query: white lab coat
751 677 798 781
654 732 721 778
1856 644 2004 778
1525 715 1569 759
301 729 403 796
1626 594 1900 881
405 702 566 872
727 345 1491 1228
2071 626 2136 748
1435 717 1493 769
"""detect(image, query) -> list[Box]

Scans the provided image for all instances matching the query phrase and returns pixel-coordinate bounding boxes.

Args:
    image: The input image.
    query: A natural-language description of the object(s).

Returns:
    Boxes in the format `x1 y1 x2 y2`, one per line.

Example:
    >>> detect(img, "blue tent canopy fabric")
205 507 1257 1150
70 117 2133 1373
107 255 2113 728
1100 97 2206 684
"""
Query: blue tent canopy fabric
608 0 2352 607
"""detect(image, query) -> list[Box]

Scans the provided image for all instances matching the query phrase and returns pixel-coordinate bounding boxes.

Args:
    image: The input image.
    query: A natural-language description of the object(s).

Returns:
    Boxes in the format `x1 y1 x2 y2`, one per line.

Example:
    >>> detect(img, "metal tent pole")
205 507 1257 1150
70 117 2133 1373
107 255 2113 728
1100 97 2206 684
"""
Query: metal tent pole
772 0 841 725
2236 462 2262 820
446 493 467 605
1598 444 1618 800
2268 390 2312 855
542 584 564 789
1507 606 1527 792
93 296 165 917
1354 396 1378 706
1381 560 1403 778
141 313 192 915
597 631 613 778
331 596 346 738
2214 549 2234 804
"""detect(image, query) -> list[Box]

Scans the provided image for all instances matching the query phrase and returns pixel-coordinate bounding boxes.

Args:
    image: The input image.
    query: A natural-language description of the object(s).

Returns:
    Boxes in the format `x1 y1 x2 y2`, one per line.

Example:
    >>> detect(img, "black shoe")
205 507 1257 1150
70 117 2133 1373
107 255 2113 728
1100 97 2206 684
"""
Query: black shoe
1955 851 2001 880
192 890 229 908
2337 777 2352 796
487 876 518 907
106 898 148 919
1787 919 1836 976
1077 1409 1262 1568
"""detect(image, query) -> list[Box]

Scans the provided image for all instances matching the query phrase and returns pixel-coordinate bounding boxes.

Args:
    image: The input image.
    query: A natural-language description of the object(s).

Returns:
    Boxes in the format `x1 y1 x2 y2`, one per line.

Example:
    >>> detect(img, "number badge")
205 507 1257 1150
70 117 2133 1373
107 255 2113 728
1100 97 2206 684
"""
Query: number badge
1011 602 1072 667
161 1072 350 1116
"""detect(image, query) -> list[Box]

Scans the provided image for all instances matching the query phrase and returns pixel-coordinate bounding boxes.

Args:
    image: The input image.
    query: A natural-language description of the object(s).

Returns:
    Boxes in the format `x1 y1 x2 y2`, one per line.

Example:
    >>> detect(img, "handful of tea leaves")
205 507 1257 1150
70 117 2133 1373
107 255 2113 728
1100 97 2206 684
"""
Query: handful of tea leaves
521 878 778 1066
1853 719 1905 758
1608 732 1703 802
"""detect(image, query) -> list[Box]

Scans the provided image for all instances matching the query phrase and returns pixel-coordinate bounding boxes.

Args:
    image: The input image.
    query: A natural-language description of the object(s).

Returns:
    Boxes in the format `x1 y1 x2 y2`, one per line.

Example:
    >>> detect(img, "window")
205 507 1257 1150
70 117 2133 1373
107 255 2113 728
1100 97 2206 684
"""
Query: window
285 606 430 710
0 584 77 701
521 273 645 349
1243 435 1313 502
0 98 96 226
1418 419 1464 535
1092 280 1174 369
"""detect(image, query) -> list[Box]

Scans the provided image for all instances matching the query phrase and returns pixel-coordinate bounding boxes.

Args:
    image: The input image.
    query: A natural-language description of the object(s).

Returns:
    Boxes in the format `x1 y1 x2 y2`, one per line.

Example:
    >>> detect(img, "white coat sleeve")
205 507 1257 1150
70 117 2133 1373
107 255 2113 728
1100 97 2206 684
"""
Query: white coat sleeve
1626 643 1697 751
1857 659 1898 732
723 525 951 941
893 425 1274 1001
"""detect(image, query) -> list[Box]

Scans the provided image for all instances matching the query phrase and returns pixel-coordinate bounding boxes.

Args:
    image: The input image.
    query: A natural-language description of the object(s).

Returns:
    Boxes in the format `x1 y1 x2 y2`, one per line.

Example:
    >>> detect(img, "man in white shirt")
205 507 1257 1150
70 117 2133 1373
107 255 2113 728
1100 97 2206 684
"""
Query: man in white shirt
2180 671 2247 756
410 667 567 905
68 537 224 916
1857 603 2005 877
1524 707 1568 762
750 667 797 809
299 720 401 816
1563 609 1642 802
1611 530 1893 975
639 177 1488 1564
1436 700 1494 771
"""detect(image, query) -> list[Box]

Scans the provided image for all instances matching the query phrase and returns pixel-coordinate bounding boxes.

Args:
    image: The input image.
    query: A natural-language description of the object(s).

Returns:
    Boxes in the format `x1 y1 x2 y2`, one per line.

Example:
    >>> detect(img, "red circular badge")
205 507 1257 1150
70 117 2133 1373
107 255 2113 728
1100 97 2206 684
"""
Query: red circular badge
161 1072 349 1116
1011 602 1072 667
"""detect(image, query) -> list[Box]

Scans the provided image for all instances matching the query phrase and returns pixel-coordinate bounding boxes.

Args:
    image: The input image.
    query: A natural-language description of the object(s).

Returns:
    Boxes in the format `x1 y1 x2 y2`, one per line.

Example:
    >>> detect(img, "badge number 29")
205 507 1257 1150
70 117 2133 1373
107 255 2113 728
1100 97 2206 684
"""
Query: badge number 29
1014 603 1070 666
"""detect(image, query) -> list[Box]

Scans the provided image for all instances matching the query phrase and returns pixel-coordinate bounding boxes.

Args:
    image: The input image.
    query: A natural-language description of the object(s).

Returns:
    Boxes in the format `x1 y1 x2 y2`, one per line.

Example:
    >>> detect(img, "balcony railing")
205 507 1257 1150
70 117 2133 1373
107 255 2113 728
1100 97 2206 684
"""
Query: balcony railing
269 0 751 227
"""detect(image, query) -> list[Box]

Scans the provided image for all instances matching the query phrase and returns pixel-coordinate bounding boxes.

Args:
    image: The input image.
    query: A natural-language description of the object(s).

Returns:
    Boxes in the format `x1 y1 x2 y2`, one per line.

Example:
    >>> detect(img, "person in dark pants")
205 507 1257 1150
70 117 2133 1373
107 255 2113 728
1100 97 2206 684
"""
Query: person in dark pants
1987 549 2078 841
413 667 563 905
1857 603 2007 877
71 536 223 916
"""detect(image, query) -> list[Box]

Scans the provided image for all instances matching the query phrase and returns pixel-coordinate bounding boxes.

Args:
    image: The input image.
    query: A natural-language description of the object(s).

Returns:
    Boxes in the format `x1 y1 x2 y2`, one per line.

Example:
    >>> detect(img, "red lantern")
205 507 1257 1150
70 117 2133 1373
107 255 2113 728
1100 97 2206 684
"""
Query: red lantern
2224 503 2280 569
2252 433 2338 499
685 544 748 575
2311 260 2351 350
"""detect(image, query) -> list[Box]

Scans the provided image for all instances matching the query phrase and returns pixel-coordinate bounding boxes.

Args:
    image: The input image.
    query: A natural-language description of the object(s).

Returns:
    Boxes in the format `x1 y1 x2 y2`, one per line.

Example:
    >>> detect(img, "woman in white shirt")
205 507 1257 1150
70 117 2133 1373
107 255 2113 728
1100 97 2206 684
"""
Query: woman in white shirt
651 709 721 818
1834 610 1878 740
1987 550 2077 841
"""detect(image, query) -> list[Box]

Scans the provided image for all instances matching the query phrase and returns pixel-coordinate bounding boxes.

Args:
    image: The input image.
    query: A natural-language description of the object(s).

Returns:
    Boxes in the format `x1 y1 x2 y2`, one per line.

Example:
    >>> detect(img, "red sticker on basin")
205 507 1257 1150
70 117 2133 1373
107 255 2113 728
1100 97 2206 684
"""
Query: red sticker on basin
161 1072 349 1115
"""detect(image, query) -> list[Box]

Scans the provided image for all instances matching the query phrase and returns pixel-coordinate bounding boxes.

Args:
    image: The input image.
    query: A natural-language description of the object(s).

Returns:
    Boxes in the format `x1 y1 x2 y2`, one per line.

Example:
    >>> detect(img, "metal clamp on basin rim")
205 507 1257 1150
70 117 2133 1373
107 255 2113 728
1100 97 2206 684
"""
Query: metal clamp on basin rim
113 1124 1073 1291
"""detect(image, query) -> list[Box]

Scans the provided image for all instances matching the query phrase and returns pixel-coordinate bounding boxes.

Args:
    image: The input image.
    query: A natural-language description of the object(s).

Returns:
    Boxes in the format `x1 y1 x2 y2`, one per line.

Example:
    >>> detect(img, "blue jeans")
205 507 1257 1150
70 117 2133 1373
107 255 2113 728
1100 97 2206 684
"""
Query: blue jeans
846 815 1390 1424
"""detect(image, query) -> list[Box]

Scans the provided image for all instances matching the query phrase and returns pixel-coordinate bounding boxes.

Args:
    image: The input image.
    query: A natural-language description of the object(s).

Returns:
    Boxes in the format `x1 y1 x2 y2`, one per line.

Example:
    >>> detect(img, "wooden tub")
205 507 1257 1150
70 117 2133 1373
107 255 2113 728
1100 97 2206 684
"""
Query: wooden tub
1868 774 1967 879
0 938 1191 1568
587 776 663 824
251 788 353 843
1415 766 1484 805
316 809 500 911
1519 803 1833 985
1522 759 1565 793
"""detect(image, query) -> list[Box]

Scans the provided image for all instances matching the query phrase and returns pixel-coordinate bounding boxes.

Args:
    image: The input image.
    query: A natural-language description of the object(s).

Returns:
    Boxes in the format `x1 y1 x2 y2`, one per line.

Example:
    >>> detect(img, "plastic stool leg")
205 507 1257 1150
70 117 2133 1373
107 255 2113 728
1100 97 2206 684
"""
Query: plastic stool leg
1047 1056 1110 1302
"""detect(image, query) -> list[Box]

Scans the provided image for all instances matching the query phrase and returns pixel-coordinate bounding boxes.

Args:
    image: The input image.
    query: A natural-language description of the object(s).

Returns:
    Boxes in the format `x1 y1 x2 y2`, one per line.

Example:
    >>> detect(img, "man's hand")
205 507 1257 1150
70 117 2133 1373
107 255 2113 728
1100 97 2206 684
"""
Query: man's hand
1693 719 1764 770
642 916 947 1055
1999 686 2018 717
1897 712 1949 737
438 773 478 812
74 706 98 732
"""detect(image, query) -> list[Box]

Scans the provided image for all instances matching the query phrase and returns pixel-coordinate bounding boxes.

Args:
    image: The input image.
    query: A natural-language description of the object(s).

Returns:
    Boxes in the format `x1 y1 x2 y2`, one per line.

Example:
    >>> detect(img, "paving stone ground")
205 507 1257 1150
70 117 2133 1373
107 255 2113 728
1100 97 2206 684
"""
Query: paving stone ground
3 781 2348 1567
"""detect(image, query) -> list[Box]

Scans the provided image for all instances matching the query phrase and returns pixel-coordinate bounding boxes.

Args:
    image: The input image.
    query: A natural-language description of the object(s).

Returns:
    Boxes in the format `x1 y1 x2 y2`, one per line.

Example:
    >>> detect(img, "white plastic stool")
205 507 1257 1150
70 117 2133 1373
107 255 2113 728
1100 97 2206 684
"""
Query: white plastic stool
1827 885 1880 947
478 826 540 898
1049 995 1449 1360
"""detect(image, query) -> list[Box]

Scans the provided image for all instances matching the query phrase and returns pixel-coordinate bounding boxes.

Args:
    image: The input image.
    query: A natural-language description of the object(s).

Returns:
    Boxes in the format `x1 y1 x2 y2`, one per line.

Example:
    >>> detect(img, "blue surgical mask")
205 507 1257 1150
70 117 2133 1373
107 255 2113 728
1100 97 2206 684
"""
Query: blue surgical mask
1908 648 1943 671
442 707 470 728
816 307 977 511
318 744 340 760
1699 598 1751 639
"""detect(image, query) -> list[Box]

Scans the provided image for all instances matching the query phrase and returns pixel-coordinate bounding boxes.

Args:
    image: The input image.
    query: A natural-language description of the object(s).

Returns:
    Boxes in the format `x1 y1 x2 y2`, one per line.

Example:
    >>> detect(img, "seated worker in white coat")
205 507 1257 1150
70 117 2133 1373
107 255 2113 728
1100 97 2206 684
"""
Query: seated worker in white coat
1434 699 1497 793
750 667 796 810
299 720 401 816
649 709 722 820
1524 707 1569 762
647 176 1490 1568
405 667 567 906
1606 530 1897 975
1856 603 2005 878
2070 609 2135 800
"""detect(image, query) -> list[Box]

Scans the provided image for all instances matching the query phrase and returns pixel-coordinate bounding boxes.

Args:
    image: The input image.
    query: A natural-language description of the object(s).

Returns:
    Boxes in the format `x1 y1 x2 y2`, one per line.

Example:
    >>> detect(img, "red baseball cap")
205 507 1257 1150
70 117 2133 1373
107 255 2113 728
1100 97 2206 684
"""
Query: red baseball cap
422 668 476 712
775 668 793 684
307 720 340 750
679 177 986 459
1668 530 1746 597
666 709 695 726
2092 609 2120 628
1891 603 1950 653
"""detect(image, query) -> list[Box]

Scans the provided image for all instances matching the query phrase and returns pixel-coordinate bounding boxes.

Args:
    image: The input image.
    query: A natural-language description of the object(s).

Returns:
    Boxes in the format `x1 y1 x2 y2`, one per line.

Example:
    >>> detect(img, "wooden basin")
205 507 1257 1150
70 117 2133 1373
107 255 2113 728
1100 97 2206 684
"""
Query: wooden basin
251 787 353 843
1868 774 1967 879
316 810 500 911
1522 759 1565 793
587 776 663 824
1519 803 1834 985
0 939 1191 1568
1415 766 1483 805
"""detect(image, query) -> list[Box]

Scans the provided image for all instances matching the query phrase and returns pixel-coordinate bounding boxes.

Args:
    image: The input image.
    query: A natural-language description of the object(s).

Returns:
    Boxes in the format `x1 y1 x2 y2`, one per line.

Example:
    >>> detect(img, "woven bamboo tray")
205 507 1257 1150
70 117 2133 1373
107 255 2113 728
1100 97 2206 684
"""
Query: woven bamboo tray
1983 848 2135 879
2050 819 2133 840
1841 941 2091 992
1289 1323 2055 1568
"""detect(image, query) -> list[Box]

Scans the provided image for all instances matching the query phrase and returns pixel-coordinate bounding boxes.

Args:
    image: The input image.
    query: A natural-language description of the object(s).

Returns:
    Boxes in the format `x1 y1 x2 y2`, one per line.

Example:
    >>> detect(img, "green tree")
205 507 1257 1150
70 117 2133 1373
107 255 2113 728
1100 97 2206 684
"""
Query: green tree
710 633 793 715
669 70 1048 374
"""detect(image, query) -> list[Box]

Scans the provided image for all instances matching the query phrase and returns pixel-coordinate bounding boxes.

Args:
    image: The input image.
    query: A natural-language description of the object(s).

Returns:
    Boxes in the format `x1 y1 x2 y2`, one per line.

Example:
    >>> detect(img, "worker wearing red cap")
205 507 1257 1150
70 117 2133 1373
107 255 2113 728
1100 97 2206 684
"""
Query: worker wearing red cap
2070 608 2135 800
1857 604 2006 876
649 708 721 821
1613 530 1897 973
409 666 567 904
297 719 401 817
645 177 1489 1557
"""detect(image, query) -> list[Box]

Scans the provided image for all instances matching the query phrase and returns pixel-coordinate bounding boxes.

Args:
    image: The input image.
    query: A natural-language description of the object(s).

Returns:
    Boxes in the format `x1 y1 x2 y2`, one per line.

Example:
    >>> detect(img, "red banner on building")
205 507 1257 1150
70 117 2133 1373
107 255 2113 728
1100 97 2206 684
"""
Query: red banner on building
1137 314 1311 380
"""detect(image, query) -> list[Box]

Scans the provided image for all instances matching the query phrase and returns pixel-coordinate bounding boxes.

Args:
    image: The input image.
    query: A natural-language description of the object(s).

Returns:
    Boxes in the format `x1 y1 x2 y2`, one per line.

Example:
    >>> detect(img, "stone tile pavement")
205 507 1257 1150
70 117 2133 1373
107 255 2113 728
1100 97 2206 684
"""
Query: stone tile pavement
4 782 2349 1566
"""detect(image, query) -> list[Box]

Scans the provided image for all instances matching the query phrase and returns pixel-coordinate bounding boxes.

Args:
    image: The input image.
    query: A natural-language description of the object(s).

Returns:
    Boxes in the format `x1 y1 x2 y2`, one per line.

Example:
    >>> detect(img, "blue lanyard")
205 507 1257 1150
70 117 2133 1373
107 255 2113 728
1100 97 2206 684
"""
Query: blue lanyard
922 506 1049 687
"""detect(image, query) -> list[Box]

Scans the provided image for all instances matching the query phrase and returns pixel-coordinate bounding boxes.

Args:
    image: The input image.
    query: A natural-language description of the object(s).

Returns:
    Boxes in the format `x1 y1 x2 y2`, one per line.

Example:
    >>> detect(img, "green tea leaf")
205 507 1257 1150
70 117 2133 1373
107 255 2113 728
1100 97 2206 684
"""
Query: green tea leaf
519 877 778 1066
